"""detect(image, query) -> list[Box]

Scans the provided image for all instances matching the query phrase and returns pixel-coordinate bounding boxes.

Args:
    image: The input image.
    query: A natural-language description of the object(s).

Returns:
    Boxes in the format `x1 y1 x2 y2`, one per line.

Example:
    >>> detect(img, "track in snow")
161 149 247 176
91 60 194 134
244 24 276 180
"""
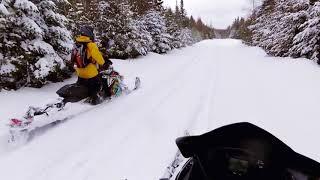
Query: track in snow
0 39 320 180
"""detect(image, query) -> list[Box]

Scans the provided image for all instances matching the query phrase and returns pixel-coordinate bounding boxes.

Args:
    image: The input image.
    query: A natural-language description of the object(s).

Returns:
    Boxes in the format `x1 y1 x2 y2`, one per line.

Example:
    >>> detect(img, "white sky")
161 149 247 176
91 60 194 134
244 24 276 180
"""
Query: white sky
162 0 258 29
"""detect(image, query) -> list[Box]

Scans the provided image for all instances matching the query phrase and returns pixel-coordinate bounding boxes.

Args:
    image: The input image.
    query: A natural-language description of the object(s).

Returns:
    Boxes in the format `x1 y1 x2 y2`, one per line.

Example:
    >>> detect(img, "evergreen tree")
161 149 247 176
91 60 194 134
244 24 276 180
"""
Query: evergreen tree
51 0 71 15
189 16 202 42
179 0 189 28
289 2 320 63
143 10 172 53
96 0 152 59
129 0 163 15
250 0 277 50
164 7 181 48
66 0 88 34
237 0 320 64
177 28 193 46
1 0 213 90
0 0 72 89
249 0 313 58
174 0 181 26
266 0 308 56
164 5 195 48
38 0 73 61
0 0 16 89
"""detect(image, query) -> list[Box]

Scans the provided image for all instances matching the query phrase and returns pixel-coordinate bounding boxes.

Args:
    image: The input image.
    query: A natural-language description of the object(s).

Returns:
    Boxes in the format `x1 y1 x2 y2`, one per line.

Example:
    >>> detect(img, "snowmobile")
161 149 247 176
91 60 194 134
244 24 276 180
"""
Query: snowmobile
7 65 141 144
162 122 320 180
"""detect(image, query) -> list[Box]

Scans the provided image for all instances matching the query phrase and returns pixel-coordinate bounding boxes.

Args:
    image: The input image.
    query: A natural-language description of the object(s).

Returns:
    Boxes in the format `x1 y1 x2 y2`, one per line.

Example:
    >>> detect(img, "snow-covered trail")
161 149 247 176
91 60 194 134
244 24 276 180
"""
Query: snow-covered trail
1 39 320 180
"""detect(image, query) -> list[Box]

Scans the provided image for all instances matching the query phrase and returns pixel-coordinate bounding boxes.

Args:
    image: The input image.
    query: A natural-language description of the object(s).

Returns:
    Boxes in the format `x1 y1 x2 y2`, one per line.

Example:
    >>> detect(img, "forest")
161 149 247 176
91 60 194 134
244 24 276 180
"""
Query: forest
0 0 214 90
229 0 320 65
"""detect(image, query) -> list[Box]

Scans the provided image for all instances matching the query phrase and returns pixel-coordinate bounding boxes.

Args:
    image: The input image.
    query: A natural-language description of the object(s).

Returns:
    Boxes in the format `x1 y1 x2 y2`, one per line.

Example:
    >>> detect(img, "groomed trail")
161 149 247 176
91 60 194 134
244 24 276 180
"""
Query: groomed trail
1 39 320 180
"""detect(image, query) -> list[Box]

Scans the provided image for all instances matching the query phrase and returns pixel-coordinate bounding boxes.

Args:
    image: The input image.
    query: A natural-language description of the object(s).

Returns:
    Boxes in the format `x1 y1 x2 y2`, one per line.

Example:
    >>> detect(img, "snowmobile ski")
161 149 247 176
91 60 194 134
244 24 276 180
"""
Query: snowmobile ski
160 130 190 180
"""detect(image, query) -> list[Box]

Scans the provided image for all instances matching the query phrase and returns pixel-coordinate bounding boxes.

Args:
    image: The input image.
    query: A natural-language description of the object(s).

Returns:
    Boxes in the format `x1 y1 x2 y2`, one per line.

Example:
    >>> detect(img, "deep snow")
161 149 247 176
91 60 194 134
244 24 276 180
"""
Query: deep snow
0 39 320 180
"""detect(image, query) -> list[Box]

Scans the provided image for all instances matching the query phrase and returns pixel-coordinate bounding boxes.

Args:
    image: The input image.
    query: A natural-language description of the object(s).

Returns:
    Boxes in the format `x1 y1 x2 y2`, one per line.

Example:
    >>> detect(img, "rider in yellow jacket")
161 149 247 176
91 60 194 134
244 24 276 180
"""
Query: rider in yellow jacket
76 26 105 105
75 35 105 79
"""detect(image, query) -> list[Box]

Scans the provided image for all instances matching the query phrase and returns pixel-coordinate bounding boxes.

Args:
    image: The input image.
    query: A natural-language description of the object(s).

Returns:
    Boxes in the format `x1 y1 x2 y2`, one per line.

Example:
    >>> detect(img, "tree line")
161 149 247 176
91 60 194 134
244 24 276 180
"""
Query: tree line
229 0 320 64
0 0 214 90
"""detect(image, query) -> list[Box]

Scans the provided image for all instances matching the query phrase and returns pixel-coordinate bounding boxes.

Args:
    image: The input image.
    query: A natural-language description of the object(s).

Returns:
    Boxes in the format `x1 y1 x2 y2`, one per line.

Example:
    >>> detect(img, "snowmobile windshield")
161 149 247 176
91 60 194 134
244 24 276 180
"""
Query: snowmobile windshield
175 122 320 180
195 147 320 180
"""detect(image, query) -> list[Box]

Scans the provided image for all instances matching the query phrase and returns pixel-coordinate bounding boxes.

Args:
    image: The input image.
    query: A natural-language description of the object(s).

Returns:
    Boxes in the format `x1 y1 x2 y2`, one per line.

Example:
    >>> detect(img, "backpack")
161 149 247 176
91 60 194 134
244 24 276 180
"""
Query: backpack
71 42 90 68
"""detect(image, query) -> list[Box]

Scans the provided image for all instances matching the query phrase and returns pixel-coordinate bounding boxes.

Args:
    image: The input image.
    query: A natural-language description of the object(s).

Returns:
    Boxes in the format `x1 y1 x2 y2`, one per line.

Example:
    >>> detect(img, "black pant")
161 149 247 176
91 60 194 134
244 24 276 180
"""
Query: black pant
77 76 101 99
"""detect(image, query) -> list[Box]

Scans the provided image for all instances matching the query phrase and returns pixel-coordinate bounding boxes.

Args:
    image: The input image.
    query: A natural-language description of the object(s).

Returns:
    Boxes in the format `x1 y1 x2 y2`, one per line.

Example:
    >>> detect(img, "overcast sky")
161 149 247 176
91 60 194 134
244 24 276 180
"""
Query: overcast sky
162 0 257 29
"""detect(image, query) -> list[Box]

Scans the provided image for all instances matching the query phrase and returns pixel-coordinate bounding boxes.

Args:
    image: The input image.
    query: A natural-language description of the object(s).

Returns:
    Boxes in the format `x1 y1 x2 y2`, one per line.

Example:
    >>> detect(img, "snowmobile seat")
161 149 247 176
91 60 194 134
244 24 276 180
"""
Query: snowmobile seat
56 83 89 103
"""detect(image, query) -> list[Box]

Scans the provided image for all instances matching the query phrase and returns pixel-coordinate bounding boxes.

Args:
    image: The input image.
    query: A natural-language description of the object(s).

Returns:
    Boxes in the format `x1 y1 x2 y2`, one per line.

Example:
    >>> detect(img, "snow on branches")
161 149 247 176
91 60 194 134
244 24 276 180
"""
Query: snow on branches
0 0 72 89
0 0 214 90
246 0 320 64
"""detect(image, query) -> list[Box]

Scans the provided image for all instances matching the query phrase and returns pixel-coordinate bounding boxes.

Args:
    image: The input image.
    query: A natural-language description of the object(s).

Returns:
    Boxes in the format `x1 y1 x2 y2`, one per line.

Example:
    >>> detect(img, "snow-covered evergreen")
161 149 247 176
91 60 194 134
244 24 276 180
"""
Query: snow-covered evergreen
1 0 214 90
250 0 277 50
143 10 172 54
289 2 320 63
266 0 308 56
244 0 320 64
95 0 153 59
164 7 181 48
0 0 73 89
70 0 212 58
164 7 194 48
177 28 194 47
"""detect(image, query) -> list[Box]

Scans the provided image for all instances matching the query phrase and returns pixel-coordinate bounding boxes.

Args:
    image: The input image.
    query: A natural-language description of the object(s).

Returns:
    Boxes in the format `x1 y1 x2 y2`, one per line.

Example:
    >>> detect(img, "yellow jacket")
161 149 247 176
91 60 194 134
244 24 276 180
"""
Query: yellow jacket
75 36 105 79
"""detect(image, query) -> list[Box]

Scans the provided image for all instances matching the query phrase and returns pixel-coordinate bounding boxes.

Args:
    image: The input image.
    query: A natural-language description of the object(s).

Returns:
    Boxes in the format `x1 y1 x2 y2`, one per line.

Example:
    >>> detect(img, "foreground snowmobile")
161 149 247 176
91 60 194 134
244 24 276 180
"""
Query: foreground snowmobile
7 65 141 144
162 122 320 180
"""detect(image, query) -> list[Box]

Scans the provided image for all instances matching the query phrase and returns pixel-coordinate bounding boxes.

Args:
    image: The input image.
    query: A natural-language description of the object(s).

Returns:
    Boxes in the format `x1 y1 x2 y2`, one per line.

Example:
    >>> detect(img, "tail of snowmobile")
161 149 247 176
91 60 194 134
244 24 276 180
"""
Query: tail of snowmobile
7 100 66 144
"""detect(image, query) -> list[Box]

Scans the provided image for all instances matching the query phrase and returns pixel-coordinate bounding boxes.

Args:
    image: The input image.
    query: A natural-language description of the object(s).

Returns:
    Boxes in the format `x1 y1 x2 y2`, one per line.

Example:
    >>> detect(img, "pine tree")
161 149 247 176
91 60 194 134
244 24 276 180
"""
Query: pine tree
143 10 172 53
129 0 163 15
66 0 92 34
51 0 71 15
85 0 98 22
164 5 195 48
266 0 308 56
38 0 73 61
289 2 320 63
151 0 164 12
250 0 277 50
249 0 312 57
0 0 16 89
177 28 193 46
96 0 152 59
179 0 189 28
189 16 202 42
229 17 241 39
0 0 73 89
164 7 181 48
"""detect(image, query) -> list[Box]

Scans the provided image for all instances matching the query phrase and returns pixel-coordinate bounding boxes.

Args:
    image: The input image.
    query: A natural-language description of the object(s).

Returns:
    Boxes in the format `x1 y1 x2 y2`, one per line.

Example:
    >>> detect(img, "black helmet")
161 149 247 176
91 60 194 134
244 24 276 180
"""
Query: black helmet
79 26 95 41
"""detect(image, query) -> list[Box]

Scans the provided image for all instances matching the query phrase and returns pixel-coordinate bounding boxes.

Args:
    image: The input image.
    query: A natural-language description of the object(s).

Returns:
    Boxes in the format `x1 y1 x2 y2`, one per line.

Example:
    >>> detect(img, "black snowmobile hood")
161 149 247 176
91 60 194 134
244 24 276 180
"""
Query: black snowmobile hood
176 122 320 177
